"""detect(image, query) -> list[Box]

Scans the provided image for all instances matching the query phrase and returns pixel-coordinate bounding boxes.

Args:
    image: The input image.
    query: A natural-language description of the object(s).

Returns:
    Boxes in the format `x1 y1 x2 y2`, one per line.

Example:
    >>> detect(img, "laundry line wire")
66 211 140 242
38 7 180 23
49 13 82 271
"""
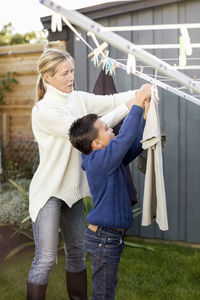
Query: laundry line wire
49 10 200 106
112 57 200 61
69 20 200 105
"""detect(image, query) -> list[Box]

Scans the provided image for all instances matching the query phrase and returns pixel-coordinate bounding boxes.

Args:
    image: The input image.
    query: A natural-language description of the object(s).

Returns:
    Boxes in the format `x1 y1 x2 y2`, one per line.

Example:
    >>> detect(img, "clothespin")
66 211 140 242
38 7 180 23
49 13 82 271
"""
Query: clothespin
105 57 113 75
98 50 117 76
150 81 159 103
153 83 159 100
179 35 187 67
154 69 158 84
180 26 192 56
51 13 62 32
88 42 108 67
127 53 136 74
179 26 193 68
149 70 159 101
88 49 99 67
87 31 118 75
87 32 104 55
75 33 81 41
139 65 144 73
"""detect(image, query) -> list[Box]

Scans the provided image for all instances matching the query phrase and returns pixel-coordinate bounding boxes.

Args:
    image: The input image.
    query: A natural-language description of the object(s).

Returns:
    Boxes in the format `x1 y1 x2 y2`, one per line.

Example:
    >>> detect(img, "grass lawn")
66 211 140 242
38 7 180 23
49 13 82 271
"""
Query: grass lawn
0 237 200 300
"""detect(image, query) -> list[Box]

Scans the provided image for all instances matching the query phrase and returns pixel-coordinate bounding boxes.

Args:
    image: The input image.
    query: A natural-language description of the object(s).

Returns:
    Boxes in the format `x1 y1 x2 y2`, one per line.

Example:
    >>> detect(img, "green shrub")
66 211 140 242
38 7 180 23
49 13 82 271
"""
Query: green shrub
0 178 31 232
0 72 18 104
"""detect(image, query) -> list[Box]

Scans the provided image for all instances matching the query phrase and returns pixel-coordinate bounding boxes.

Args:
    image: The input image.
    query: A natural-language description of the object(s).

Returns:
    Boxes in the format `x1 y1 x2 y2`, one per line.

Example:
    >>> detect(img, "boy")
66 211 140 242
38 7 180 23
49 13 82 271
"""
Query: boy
69 84 151 300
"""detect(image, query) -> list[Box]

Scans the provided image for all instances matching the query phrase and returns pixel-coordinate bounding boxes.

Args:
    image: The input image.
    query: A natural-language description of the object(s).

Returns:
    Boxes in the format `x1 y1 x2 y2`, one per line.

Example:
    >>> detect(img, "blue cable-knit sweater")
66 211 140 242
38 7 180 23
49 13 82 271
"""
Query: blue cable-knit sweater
81 105 145 229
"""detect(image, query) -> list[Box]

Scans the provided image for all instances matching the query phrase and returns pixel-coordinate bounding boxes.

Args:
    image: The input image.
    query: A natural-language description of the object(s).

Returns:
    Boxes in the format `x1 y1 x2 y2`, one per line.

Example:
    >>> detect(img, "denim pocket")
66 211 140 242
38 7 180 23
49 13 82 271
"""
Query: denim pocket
105 236 123 249
85 231 104 243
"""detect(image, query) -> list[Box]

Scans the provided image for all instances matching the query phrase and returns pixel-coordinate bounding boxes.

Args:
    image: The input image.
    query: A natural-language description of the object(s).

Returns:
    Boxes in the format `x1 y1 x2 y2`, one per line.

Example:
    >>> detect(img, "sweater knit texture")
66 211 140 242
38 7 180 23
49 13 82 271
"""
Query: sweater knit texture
82 105 145 229
29 83 135 222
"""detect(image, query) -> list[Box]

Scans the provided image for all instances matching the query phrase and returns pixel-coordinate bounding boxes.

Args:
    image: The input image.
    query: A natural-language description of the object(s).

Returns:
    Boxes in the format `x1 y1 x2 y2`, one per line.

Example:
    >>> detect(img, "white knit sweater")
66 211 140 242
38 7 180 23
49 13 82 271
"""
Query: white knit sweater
29 83 136 222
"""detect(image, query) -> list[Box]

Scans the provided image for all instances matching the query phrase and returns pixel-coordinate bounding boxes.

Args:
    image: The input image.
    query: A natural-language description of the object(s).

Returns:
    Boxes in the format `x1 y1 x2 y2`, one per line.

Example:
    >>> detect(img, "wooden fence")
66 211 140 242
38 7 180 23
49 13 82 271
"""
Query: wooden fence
0 41 66 144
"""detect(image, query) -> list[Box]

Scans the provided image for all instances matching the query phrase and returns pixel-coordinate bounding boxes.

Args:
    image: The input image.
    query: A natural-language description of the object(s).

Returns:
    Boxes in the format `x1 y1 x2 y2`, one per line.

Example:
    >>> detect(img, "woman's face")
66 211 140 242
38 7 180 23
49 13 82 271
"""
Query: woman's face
45 58 74 93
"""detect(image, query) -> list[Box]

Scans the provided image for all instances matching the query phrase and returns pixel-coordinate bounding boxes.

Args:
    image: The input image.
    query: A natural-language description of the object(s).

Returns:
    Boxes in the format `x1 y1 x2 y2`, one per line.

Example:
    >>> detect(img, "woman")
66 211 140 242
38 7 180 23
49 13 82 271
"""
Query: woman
27 48 150 300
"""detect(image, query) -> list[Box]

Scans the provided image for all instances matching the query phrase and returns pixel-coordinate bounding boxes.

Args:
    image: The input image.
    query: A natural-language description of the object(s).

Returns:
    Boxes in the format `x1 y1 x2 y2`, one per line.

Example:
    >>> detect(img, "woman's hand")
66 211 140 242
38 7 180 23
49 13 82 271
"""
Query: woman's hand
126 84 151 110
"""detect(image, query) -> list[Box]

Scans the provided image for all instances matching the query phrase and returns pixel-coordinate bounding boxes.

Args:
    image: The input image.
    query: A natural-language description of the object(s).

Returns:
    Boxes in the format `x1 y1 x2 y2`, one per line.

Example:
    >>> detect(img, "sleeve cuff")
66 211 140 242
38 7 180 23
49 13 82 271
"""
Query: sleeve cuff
100 103 129 127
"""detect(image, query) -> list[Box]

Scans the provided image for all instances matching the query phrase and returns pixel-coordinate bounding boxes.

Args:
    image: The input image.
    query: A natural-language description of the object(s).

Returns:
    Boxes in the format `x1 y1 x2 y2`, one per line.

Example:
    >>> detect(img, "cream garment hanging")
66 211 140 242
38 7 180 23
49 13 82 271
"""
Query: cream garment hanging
140 85 168 231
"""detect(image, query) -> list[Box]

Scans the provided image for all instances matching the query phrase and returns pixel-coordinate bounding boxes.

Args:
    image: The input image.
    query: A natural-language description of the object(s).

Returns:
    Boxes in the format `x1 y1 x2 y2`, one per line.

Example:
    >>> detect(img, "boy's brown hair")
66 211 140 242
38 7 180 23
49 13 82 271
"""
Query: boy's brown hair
69 114 99 154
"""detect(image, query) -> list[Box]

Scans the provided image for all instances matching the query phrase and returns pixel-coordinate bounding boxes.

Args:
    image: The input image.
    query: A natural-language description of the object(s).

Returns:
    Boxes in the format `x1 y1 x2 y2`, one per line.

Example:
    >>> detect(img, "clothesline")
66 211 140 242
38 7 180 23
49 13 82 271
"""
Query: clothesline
100 23 200 32
39 0 200 106
87 31 200 104
116 63 200 106
124 43 200 50
117 57 200 61
135 64 200 71
64 16 200 105
113 59 200 73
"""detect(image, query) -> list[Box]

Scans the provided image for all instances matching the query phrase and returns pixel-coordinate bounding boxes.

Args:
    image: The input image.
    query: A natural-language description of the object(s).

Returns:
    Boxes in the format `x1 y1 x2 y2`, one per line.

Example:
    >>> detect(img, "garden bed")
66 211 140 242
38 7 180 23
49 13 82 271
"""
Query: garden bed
0 226 32 262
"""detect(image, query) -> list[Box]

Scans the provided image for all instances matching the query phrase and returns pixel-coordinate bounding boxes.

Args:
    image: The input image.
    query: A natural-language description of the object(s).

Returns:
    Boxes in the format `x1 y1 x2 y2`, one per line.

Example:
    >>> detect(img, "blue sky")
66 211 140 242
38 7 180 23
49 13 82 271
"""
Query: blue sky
0 0 119 33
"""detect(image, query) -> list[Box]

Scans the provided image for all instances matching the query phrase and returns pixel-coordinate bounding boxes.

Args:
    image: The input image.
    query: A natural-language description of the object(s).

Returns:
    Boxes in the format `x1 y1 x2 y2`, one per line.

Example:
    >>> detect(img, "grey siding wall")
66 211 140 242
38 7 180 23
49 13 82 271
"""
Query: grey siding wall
73 0 200 243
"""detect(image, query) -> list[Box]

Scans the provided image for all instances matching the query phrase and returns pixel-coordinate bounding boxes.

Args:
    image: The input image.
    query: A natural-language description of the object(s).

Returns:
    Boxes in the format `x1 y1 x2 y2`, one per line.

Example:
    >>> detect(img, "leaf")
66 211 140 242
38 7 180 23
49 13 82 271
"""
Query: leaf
124 241 154 251
3 242 34 261
8 179 29 202
5 86 11 91
58 245 65 251
132 208 141 213
10 227 33 240
132 207 142 219
21 215 30 224
9 231 17 239
0 223 9 227
133 211 142 219
12 78 18 84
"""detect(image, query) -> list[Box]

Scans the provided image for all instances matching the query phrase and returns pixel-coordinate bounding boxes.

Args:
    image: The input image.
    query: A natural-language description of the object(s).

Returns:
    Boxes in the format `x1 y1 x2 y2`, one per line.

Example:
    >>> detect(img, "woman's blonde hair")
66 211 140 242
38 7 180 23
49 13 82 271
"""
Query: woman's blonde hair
35 48 74 103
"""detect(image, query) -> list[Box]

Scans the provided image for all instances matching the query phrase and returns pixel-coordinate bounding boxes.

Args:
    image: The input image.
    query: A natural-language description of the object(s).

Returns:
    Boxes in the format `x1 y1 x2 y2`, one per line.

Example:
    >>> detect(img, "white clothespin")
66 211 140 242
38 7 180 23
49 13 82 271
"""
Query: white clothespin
88 42 108 67
139 65 144 73
75 33 81 41
179 35 187 67
51 13 62 32
180 26 193 56
150 69 159 101
154 69 158 84
152 82 159 101
127 53 136 74
87 32 105 57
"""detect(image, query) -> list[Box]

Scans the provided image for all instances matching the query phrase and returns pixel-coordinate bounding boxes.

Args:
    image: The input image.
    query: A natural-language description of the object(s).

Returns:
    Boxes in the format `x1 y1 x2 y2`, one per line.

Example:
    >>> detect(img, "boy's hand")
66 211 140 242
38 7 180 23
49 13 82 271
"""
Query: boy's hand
126 84 151 110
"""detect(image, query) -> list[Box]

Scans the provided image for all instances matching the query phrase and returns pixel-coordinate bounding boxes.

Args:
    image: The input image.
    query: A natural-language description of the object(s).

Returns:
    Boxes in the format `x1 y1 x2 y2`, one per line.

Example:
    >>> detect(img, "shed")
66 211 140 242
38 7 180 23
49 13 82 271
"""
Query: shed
41 0 200 243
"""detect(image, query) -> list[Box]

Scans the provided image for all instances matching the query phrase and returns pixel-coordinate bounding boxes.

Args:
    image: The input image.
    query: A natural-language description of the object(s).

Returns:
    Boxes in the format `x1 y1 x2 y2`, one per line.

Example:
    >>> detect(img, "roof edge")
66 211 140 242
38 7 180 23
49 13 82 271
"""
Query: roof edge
78 0 186 20
41 0 186 29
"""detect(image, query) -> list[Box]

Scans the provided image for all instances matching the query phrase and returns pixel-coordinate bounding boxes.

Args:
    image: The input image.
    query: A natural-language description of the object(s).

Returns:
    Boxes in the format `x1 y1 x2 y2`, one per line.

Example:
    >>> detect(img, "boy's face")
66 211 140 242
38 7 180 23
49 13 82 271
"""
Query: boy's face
93 118 115 149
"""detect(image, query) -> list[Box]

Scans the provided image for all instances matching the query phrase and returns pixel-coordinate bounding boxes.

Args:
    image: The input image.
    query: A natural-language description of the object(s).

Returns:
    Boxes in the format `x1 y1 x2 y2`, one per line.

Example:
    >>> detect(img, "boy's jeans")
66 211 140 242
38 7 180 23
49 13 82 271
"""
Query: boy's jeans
28 197 86 285
84 226 125 300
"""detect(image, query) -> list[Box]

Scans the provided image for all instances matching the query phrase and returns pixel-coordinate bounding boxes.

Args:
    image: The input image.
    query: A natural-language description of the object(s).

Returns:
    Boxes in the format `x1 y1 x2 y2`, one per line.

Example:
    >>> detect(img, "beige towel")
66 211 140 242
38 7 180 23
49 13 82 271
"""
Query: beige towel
139 85 168 231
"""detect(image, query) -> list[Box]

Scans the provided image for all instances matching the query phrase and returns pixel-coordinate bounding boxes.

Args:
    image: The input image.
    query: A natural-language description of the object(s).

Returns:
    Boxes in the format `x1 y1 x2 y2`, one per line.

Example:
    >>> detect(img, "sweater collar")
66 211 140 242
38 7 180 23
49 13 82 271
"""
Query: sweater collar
43 83 73 105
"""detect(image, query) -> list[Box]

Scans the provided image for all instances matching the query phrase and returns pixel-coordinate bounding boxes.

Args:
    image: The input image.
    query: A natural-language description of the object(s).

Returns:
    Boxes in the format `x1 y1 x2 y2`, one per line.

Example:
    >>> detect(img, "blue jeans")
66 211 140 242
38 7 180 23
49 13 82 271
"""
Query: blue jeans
28 197 86 285
84 227 125 300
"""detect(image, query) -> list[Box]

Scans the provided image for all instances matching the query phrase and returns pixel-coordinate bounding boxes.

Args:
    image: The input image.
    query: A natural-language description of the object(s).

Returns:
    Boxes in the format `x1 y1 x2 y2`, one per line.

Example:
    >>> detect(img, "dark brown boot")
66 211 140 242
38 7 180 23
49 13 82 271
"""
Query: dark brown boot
66 269 88 300
26 281 47 300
